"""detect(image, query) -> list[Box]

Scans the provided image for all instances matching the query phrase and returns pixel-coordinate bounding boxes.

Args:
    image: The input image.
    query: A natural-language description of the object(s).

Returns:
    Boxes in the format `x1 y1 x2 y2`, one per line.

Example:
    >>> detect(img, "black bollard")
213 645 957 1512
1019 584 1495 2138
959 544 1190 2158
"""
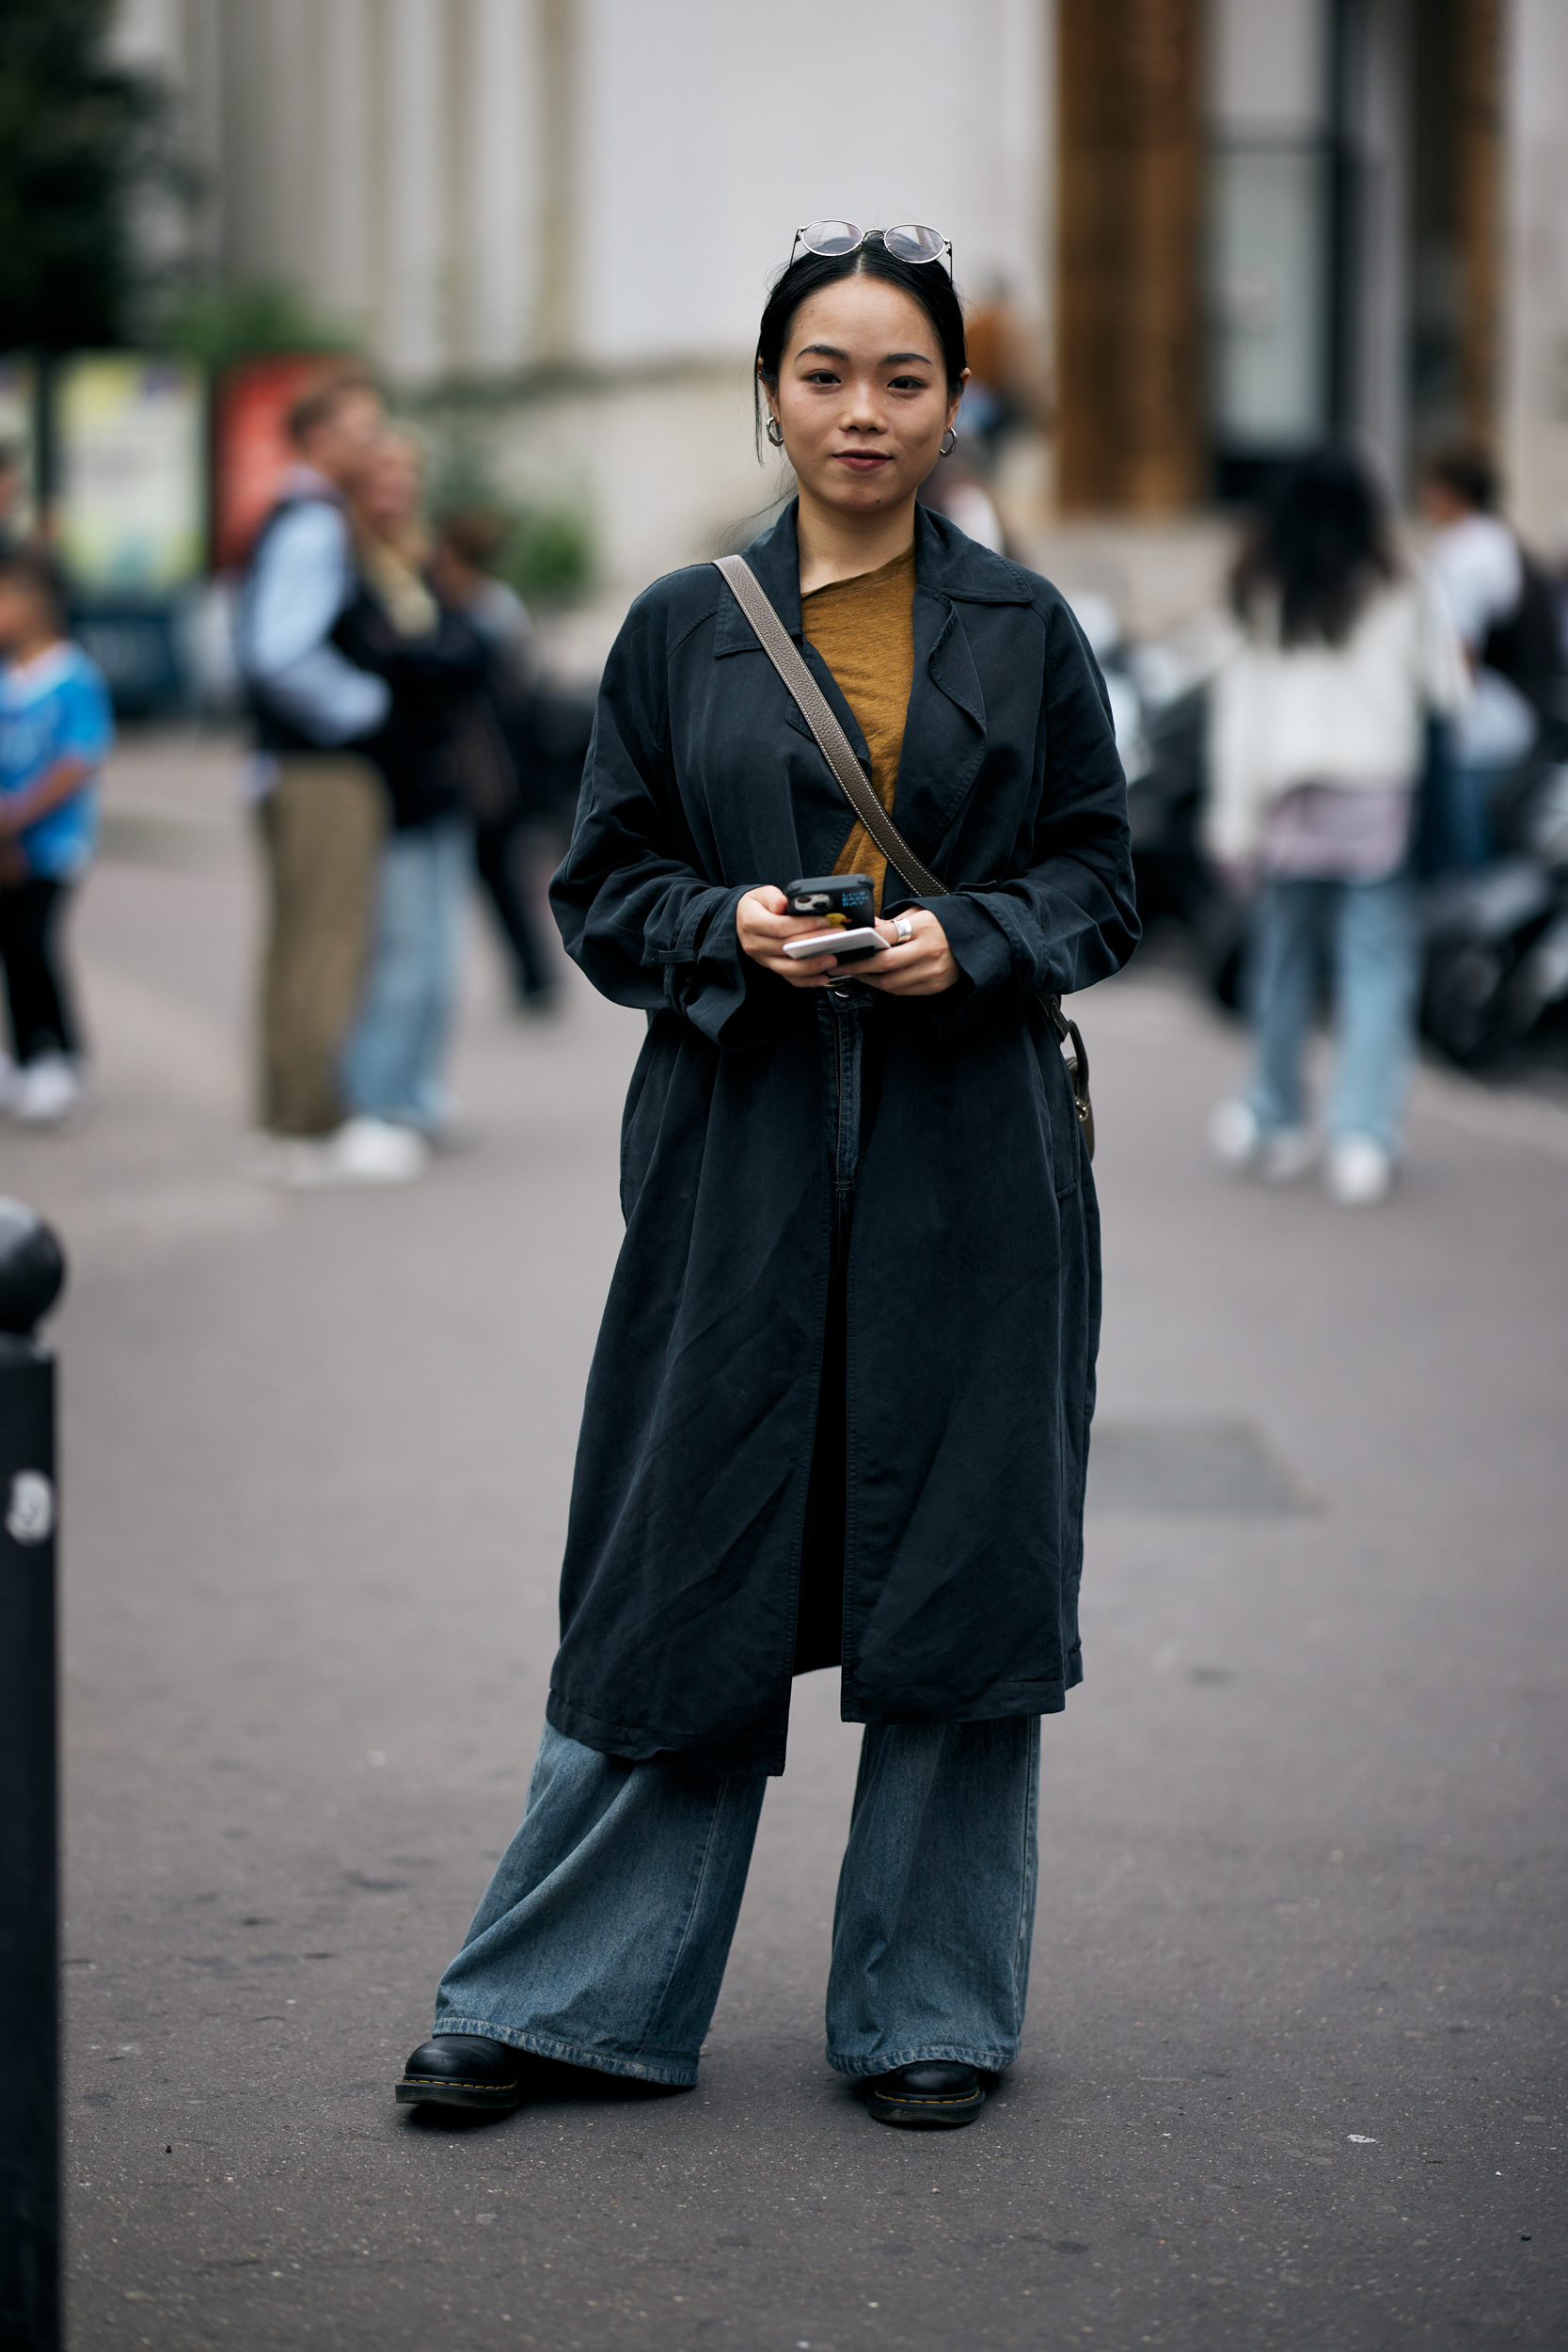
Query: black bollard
0 1199 66 2352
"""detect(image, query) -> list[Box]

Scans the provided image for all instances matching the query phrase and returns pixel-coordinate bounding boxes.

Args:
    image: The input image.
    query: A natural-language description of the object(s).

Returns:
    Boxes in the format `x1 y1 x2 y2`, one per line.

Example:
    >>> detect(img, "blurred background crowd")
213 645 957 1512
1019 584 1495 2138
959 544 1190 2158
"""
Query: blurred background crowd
2 0 1567 1175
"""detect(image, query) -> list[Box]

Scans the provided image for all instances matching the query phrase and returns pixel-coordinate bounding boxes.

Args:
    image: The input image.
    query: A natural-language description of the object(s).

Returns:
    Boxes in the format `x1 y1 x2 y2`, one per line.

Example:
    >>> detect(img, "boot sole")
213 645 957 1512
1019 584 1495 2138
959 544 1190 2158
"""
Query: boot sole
396 2075 524 2112
864 2088 985 2129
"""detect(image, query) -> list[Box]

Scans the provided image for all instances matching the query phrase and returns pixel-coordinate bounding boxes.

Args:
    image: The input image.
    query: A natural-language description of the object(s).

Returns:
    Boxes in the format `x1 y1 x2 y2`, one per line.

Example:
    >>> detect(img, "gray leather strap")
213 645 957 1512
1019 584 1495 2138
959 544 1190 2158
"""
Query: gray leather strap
713 552 945 898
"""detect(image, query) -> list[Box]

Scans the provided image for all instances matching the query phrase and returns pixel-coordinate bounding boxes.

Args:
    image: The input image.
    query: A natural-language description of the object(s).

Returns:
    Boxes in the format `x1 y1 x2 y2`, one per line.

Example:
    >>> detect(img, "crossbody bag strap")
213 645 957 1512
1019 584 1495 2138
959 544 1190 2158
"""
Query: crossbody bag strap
712 551 1093 1155
713 553 945 899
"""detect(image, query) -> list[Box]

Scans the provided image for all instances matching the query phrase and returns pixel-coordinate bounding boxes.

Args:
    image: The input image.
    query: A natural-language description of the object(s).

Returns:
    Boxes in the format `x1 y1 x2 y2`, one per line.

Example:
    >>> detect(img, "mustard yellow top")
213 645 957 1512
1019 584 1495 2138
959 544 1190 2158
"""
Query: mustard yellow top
800 542 917 911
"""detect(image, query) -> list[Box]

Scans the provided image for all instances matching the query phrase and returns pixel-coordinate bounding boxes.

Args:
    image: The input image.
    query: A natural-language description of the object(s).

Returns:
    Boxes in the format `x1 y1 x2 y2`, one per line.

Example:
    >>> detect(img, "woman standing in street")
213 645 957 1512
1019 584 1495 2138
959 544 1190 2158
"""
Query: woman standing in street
1207 445 1467 1204
398 225 1136 2128
339 431 485 1148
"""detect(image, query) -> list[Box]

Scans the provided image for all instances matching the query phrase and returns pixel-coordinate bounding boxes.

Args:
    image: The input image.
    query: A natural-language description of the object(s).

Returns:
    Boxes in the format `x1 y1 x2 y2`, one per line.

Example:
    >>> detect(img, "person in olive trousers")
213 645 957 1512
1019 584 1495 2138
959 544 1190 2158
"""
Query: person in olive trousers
398 224 1136 2131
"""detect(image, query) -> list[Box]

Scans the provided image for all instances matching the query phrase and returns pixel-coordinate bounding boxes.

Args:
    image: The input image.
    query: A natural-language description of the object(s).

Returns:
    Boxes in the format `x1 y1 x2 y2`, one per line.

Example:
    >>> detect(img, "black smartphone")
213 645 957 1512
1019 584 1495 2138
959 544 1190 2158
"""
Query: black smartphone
783 873 883 963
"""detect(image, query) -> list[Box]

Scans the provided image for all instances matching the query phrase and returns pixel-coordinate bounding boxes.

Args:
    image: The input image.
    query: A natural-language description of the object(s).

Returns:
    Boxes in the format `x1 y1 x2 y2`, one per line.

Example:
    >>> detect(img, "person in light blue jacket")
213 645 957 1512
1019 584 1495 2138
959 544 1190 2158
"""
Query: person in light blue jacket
235 370 429 1186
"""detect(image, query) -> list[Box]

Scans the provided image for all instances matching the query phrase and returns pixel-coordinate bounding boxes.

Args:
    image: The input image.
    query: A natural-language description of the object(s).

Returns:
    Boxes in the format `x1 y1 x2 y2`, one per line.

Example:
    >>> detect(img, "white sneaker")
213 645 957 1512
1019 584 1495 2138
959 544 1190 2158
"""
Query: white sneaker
326 1116 430 1184
1209 1099 1316 1183
12 1054 83 1126
1326 1135 1394 1206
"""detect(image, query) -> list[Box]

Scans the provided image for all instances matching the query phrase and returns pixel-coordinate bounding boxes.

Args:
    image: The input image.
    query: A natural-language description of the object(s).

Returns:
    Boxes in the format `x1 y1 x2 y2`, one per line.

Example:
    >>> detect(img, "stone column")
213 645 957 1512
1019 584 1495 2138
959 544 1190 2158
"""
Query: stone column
1455 0 1503 451
1055 0 1204 513
382 0 446 379
536 0 578 362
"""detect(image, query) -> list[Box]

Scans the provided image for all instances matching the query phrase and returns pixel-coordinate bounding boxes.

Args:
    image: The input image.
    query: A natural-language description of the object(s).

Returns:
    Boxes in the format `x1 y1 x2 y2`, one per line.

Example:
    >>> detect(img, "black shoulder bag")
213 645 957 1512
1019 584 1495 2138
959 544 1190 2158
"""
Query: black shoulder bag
713 552 1095 1158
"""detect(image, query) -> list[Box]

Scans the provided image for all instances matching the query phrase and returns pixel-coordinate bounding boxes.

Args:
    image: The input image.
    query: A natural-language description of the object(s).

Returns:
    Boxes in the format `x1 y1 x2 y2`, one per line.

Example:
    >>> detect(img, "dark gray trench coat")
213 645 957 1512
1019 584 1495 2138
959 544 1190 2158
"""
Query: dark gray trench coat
546 501 1138 1773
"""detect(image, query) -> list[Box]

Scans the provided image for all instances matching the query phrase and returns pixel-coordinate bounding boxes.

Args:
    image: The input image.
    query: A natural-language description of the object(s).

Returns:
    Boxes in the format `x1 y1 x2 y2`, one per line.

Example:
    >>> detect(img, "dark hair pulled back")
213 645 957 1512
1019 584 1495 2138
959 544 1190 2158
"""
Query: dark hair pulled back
753 236 967 460
1230 441 1399 648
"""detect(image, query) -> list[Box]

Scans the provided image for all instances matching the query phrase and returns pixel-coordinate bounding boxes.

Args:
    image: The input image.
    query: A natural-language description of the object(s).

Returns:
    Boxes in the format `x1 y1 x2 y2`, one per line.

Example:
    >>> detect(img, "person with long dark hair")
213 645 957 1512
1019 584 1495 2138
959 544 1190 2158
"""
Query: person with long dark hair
1208 444 1466 1205
396 224 1135 2130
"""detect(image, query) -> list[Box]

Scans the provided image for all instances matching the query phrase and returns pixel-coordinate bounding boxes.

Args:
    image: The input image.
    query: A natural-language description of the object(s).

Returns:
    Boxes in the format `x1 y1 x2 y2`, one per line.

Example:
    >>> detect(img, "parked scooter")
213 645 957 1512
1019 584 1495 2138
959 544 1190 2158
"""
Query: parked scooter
1420 738 1568 1063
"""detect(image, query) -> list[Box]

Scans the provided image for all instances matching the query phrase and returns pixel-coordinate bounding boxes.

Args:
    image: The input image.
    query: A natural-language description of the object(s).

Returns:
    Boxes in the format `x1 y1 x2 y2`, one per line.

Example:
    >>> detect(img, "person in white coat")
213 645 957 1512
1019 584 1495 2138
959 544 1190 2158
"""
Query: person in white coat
1207 445 1467 1205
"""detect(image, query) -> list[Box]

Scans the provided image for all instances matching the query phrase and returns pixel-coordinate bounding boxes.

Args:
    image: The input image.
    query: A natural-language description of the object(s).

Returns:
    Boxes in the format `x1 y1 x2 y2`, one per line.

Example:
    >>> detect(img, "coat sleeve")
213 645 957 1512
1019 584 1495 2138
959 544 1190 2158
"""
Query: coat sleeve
549 596 784 1047
921 596 1140 1032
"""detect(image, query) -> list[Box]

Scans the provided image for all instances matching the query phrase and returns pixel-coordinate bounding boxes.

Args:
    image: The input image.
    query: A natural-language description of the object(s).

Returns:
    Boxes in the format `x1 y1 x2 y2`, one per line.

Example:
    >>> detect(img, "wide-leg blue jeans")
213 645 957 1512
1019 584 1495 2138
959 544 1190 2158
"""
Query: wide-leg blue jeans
434 1714 1041 2086
436 984 1042 2086
341 816 468 1131
1246 873 1419 1155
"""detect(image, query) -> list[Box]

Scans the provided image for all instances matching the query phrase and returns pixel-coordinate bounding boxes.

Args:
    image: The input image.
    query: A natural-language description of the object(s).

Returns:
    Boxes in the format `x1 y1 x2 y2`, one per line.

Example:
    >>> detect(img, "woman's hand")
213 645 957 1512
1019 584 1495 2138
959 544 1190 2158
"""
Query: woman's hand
858 907 959 996
736 885 847 988
736 888 959 994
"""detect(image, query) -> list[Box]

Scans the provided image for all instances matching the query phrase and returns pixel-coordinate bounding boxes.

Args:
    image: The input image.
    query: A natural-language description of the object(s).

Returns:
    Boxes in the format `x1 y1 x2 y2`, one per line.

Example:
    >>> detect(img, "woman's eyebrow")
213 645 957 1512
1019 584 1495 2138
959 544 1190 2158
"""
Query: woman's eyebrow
794 343 935 367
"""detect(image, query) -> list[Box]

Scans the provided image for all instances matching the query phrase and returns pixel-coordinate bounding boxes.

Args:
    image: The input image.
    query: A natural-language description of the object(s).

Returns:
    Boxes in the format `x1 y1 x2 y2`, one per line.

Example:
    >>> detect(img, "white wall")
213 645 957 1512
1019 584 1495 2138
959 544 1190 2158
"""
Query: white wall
574 0 1048 364
123 0 1050 382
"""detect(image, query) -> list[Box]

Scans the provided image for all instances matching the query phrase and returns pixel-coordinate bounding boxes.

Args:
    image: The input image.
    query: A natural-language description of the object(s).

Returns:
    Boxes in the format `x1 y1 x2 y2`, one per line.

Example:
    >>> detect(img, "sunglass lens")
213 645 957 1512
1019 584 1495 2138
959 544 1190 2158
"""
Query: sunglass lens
885 223 945 264
802 219 862 257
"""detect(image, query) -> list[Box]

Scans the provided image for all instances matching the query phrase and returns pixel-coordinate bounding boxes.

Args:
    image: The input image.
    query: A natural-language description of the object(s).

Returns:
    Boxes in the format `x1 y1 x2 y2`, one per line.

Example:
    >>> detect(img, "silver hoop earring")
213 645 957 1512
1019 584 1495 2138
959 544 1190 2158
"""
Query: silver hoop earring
939 427 958 456
766 417 784 448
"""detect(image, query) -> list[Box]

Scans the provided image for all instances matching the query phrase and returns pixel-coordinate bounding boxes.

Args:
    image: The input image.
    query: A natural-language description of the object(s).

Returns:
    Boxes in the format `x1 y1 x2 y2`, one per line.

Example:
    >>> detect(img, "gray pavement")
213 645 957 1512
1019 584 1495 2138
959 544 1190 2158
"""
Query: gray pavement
13 730 1568 2349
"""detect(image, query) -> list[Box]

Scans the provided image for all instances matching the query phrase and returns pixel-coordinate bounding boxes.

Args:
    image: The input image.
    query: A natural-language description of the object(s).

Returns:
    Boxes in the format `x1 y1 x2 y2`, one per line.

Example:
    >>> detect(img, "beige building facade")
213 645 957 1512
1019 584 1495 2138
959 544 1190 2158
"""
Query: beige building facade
115 0 1568 594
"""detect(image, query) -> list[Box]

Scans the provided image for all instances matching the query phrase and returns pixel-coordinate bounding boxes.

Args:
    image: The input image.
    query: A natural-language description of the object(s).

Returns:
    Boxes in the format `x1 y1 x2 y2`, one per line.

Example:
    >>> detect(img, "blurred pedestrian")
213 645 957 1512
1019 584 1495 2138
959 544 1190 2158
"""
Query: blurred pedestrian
0 545 112 1125
429 511 559 1012
1419 446 1555 868
235 369 427 1185
1208 445 1468 1205
958 278 1053 461
338 432 483 1142
398 223 1135 2133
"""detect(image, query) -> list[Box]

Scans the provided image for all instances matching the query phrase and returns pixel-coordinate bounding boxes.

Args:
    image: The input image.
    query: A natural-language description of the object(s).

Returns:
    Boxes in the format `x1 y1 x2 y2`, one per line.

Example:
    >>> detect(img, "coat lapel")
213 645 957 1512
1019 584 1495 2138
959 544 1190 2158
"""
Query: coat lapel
891 581 987 876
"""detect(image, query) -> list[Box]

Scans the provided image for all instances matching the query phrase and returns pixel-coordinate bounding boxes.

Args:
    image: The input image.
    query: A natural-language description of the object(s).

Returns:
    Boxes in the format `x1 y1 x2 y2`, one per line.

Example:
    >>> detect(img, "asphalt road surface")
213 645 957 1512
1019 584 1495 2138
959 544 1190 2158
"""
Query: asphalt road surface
12 733 1567 2350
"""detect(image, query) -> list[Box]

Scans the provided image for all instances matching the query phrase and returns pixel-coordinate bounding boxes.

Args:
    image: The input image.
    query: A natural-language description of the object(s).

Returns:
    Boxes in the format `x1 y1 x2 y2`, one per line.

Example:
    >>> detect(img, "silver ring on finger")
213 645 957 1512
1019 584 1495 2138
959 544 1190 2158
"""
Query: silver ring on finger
894 915 914 944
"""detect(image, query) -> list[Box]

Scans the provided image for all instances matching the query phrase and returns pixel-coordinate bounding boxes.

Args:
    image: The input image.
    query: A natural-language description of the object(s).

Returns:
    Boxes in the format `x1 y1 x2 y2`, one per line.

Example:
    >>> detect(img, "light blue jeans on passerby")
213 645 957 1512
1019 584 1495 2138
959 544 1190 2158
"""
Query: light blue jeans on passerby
341 817 468 1131
433 1714 1041 2086
1247 873 1419 1155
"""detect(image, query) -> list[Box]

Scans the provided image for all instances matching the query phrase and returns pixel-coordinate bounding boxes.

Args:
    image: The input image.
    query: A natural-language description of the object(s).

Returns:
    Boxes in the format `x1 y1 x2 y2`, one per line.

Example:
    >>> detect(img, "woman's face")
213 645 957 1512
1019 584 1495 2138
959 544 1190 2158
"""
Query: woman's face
358 436 424 535
766 274 964 518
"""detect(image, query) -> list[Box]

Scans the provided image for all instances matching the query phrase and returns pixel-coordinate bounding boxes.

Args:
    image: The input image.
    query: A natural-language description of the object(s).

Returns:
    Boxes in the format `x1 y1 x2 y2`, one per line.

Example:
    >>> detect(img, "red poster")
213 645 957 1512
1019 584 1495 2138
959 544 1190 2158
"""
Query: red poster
214 356 348 572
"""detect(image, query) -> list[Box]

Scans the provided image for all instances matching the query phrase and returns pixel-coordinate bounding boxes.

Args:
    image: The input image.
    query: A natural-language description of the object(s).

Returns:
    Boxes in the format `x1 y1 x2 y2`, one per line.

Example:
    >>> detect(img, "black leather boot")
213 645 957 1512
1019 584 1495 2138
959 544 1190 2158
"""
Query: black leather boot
863 2060 986 2128
396 2034 527 2113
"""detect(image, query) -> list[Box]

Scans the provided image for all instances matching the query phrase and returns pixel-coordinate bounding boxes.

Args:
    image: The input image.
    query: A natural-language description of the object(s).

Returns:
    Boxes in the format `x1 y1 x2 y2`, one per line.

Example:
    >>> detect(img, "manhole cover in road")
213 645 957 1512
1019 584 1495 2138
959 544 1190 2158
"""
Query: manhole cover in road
1086 1422 1316 1514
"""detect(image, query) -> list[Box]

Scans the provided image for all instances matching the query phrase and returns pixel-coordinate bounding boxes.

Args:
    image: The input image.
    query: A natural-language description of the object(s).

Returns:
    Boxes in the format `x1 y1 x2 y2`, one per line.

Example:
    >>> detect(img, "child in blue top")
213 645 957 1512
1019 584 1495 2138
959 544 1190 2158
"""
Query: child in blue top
0 546 114 1124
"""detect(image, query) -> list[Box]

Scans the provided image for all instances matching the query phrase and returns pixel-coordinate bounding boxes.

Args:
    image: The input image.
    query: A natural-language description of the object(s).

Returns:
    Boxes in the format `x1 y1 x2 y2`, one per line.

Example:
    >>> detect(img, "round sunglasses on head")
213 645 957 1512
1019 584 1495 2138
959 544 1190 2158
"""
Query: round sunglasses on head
790 220 953 274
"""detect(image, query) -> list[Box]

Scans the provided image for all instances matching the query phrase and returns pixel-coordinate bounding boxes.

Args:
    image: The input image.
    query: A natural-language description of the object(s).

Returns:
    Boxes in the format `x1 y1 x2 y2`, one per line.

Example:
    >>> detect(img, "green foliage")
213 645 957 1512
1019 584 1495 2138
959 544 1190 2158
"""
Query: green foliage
0 0 173 349
499 501 594 604
430 440 594 604
158 279 361 373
